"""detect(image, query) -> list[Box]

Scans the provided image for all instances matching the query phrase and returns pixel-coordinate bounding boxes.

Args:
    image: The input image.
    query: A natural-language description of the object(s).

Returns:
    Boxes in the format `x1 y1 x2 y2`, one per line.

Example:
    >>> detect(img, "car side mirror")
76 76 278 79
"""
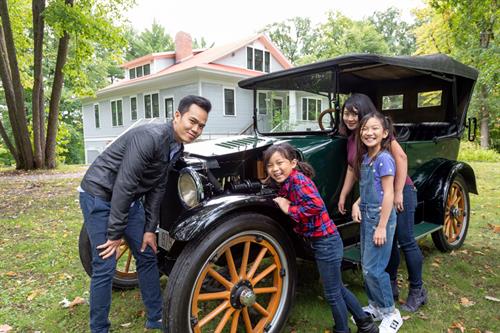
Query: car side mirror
467 117 477 142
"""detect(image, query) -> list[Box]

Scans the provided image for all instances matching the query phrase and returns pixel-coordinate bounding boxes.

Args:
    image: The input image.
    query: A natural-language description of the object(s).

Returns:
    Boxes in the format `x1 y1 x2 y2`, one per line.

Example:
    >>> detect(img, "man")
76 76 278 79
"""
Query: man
79 95 211 332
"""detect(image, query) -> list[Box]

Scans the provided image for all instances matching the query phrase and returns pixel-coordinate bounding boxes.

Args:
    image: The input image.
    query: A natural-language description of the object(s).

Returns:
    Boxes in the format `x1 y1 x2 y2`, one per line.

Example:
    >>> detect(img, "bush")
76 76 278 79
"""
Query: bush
459 141 500 162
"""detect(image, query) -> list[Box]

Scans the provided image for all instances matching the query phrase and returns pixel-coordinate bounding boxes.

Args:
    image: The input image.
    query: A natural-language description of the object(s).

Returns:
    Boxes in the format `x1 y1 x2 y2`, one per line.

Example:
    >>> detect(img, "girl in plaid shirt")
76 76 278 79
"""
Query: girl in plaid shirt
263 143 378 333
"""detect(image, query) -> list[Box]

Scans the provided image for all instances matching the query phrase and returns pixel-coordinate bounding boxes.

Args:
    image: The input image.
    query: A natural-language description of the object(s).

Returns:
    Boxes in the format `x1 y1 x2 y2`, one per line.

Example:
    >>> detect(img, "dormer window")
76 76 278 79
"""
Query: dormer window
129 63 151 79
247 47 270 73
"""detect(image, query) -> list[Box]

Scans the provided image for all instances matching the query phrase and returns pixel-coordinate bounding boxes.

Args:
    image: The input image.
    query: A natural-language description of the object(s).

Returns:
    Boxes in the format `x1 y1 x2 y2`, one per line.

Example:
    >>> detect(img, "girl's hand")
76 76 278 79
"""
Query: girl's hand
394 190 404 212
373 225 387 246
351 202 361 223
338 196 346 215
273 197 291 214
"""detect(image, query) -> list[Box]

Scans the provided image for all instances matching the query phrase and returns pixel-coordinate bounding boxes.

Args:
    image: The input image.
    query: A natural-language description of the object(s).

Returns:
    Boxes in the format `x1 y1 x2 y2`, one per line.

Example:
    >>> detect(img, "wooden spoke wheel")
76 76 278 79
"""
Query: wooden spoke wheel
432 174 470 252
78 225 139 290
318 108 335 131
164 213 296 333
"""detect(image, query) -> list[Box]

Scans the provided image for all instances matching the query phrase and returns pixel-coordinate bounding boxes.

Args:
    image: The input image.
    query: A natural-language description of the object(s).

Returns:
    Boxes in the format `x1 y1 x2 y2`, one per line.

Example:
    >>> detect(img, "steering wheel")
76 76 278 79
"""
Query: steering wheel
318 108 335 131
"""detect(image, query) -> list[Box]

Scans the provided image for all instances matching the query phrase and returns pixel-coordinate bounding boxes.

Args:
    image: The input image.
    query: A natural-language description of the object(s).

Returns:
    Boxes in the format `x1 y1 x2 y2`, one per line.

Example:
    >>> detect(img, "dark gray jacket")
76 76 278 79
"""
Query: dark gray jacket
81 122 183 240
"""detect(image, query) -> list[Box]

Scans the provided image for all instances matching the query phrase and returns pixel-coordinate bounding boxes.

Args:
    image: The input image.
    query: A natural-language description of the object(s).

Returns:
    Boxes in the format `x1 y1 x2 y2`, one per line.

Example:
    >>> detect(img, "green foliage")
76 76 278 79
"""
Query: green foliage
459 141 500 162
368 7 416 55
125 21 174 60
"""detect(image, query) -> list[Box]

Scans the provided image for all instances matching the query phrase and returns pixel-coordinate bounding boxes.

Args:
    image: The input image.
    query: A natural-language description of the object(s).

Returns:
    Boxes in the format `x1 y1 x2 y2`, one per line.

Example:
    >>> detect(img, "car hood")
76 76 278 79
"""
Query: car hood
184 135 275 158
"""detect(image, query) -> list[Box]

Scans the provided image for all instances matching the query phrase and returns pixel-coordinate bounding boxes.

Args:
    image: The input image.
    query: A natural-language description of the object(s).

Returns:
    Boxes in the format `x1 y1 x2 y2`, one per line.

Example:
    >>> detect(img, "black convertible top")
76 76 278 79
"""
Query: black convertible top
238 53 478 92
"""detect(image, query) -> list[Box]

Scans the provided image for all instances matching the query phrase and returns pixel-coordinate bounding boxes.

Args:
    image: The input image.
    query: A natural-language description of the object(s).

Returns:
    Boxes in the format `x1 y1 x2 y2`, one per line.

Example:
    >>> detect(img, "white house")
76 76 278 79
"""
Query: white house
81 32 293 164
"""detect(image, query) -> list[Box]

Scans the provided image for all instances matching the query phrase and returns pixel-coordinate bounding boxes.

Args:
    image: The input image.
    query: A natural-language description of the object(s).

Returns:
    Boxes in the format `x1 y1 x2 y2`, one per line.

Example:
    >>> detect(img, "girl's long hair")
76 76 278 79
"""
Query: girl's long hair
339 93 378 136
353 112 395 179
262 143 315 186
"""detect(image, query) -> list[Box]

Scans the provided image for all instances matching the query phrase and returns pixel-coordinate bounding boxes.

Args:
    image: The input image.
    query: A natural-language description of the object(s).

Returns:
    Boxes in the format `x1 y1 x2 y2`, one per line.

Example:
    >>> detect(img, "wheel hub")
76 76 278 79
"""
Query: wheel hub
230 280 256 309
450 206 461 218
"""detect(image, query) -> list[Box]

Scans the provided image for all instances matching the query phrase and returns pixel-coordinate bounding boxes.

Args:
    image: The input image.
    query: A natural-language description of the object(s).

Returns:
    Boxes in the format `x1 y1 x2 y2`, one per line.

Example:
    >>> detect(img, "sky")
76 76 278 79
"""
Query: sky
126 0 425 45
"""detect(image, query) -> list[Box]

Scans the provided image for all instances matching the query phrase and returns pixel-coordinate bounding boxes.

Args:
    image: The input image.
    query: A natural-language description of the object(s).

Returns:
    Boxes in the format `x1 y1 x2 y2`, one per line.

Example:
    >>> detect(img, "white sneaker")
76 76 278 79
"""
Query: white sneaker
362 304 383 322
379 309 403 333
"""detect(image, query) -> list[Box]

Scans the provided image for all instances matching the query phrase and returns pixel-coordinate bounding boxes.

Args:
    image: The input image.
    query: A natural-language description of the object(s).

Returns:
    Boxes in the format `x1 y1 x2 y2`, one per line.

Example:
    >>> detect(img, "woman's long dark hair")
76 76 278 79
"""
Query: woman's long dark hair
262 143 315 185
339 93 378 136
353 112 395 179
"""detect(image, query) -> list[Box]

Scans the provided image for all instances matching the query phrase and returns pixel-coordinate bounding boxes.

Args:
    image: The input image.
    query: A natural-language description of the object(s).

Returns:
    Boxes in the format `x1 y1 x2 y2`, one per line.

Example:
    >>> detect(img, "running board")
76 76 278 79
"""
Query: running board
343 221 443 263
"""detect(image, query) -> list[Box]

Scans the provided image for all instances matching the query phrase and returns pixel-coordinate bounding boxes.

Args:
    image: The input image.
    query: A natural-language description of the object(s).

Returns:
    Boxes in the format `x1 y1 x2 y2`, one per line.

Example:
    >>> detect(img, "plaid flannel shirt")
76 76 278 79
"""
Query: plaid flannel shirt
278 169 336 238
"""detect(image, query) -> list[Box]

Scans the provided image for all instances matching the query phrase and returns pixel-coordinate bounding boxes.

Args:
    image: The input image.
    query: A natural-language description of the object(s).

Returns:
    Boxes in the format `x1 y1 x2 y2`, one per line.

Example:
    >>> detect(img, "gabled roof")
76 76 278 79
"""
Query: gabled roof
99 34 292 94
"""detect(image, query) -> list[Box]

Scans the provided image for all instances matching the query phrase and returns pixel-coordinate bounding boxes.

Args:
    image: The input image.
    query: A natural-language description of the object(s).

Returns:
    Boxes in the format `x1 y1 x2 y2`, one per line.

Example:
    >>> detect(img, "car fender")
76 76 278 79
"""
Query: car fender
412 158 477 224
169 193 282 241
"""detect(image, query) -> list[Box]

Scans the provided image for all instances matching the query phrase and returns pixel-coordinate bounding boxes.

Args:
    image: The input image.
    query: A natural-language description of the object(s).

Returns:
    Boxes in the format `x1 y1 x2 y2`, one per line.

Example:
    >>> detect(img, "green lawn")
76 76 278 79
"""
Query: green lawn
0 162 499 332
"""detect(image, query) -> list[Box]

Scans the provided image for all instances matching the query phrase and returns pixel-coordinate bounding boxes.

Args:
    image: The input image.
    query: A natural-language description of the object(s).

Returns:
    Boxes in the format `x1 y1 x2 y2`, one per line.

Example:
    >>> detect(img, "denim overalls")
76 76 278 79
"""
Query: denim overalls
359 153 397 315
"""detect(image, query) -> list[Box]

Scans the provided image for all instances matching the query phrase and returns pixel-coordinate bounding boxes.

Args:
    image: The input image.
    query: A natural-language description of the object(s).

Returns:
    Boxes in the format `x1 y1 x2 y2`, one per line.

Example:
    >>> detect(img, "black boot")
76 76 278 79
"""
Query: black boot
390 279 399 301
401 286 428 312
355 315 379 333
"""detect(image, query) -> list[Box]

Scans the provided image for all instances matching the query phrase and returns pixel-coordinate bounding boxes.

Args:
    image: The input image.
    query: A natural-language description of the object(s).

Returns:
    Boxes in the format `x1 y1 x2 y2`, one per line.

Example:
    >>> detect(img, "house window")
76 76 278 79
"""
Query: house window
258 92 267 114
301 97 321 121
111 99 123 126
247 47 253 70
144 93 159 118
254 49 263 72
94 104 100 128
129 68 136 79
143 63 151 76
130 97 137 120
264 51 270 73
164 97 174 119
224 88 235 116
136 66 143 78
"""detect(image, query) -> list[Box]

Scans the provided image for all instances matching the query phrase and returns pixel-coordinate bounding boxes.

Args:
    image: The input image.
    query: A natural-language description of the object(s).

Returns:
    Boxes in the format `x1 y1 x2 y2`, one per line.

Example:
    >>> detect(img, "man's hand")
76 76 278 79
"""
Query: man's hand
273 197 291 214
351 202 362 223
394 190 404 212
141 232 158 253
373 225 387 246
97 239 122 259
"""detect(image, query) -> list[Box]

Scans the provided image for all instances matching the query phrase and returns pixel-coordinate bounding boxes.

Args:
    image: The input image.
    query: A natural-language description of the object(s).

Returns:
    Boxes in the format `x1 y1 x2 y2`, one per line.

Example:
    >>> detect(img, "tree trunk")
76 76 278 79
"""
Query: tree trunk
0 0 34 169
32 0 45 168
479 84 490 149
0 118 19 165
45 0 73 168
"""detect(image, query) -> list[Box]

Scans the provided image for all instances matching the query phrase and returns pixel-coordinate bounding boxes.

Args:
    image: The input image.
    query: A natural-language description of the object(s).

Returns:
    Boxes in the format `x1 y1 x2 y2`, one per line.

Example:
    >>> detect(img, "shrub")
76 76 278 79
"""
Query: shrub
459 141 500 162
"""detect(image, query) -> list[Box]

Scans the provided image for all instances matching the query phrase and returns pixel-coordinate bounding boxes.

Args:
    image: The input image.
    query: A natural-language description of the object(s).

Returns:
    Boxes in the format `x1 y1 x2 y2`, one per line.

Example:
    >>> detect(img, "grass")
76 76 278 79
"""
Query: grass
0 162 499 332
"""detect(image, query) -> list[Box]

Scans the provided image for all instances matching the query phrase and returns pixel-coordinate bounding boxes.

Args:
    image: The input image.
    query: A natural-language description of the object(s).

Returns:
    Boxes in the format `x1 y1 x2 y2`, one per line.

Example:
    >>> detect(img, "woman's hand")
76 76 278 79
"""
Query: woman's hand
97 239 122 259
373 225 387 246
394 190 404 212
338 196 346 215
352 202 361 223
273 197 291 214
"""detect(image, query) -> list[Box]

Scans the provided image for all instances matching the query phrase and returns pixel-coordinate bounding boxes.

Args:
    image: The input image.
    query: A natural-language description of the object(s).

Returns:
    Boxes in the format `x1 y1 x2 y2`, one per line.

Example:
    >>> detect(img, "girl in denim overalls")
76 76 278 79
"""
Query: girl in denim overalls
352 112 403 333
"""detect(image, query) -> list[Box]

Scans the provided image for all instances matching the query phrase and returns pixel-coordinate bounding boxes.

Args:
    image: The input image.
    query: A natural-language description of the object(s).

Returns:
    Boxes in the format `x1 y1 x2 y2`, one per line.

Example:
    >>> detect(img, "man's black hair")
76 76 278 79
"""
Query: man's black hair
178 95 212 114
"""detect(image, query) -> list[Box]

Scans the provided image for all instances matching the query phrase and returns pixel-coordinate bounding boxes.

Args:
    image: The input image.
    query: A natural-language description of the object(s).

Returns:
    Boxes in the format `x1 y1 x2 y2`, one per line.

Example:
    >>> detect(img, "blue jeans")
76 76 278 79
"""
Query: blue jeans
79 192 162 333
310 232 367 333
360 205 397 316
386 185 423 289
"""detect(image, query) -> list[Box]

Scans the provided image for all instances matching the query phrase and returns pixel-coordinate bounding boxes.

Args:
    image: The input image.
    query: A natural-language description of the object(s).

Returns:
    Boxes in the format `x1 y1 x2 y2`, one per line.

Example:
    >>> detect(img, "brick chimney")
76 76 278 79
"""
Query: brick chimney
175 31 193 63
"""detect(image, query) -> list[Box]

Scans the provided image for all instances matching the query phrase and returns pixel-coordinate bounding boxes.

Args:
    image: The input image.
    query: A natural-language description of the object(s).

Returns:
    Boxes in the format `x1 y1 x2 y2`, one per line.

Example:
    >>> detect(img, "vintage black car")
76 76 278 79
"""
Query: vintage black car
79 53 478 332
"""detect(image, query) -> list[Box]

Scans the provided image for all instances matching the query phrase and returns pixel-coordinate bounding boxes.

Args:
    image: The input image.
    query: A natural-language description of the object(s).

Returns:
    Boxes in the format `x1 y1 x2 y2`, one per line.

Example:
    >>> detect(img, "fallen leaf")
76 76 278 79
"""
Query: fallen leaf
402 315 411 320
487 223 500 233
120 322 132 328
59 296 86 308
27 289 43 301
460 297 475 307
431 262 440 268
5 272 17 277
0 324 13 333
448 321 465 333
485 295 500 302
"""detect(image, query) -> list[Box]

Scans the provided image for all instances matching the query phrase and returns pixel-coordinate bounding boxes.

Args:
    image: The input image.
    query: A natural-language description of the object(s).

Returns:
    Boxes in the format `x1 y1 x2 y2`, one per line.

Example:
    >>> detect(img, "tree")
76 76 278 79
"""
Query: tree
414 0 498 149
0 0 131 169
125 21 174 60
369 7 416 55
315 11 390 60
262 17 319 65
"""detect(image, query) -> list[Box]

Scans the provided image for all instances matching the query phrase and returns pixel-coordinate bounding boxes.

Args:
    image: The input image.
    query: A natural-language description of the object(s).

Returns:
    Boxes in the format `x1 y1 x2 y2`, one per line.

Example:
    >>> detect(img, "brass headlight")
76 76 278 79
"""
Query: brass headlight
178 167 204 208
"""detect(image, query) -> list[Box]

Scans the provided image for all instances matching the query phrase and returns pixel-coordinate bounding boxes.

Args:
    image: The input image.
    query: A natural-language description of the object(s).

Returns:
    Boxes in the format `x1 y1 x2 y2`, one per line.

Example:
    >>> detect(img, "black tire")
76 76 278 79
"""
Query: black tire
78 224 139 290
163 213 297 333
431 174 470 252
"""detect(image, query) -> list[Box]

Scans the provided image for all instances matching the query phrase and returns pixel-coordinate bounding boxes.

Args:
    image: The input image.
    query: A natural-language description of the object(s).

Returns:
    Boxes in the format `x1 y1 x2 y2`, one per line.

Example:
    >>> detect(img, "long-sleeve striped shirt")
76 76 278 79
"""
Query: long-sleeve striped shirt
278 169 337 238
